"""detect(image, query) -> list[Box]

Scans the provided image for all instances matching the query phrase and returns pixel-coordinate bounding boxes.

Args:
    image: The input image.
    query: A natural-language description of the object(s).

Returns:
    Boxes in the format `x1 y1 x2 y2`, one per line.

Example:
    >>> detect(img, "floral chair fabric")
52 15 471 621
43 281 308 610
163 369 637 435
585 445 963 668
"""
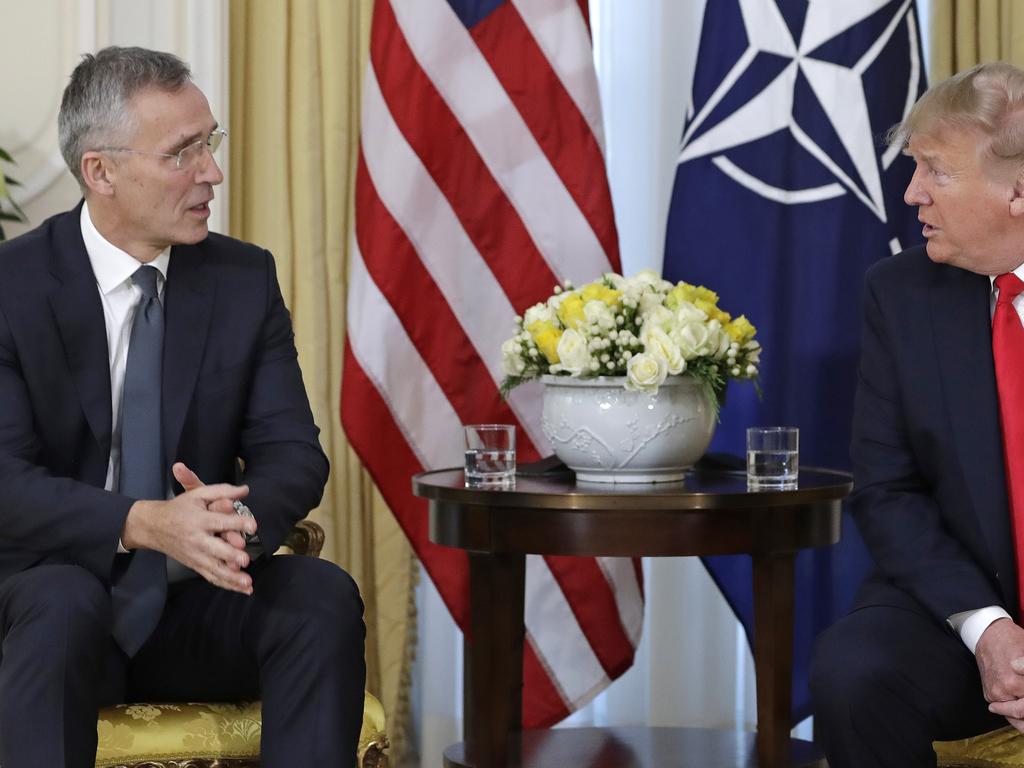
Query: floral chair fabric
936 727 1024 767
93 521 388 768
95 691 388 768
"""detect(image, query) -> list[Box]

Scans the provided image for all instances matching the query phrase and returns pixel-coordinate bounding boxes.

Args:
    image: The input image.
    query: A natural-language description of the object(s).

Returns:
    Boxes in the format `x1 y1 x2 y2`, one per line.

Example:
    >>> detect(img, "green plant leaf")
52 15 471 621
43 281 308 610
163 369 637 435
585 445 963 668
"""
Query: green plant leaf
0 147 12 163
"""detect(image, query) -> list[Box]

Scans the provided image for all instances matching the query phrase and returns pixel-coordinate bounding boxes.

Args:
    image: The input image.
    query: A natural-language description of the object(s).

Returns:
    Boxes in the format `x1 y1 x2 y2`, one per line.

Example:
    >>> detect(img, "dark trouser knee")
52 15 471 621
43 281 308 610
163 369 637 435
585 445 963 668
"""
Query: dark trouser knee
0 565 113 768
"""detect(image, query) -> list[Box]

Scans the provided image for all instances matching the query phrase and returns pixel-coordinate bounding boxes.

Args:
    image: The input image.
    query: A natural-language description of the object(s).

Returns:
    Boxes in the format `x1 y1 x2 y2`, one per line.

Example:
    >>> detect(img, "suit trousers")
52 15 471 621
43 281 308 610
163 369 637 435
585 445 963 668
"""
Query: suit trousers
0 554 366 768
811 603 1006 768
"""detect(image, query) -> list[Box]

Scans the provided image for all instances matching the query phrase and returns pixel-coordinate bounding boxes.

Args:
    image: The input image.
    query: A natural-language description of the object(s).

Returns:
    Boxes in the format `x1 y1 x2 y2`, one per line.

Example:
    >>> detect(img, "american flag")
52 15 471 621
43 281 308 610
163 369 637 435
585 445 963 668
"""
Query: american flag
342 0 643 726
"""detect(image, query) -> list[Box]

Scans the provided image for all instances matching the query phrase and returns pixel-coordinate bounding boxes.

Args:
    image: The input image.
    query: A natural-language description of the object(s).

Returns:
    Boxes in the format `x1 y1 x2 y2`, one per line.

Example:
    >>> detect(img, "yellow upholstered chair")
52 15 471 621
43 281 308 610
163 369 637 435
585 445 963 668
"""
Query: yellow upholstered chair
94 521 389 768
936 728 1024 767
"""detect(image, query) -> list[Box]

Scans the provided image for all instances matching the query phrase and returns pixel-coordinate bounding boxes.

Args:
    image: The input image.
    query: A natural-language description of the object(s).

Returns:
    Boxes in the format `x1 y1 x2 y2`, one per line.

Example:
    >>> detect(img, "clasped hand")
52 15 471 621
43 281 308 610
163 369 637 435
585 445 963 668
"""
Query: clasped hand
121 462 257 595
978 618 1024 731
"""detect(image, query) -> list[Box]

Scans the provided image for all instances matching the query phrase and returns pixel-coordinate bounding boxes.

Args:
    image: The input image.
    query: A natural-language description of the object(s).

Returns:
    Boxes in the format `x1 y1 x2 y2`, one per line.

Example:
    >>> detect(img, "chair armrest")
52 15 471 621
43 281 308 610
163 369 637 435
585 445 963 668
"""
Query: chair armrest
280 519 325 558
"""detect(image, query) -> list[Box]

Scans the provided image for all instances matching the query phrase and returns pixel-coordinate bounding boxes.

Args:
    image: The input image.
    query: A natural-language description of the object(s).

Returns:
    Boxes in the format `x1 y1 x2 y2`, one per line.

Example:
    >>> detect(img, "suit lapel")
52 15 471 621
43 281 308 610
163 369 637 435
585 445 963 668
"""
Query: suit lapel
162 243 213 466
930 265 1016 604
47 206 113 457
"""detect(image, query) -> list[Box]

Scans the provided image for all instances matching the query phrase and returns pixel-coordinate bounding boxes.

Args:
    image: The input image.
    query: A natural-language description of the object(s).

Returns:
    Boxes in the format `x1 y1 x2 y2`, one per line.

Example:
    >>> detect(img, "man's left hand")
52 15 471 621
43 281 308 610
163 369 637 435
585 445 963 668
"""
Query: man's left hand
172 462 249 554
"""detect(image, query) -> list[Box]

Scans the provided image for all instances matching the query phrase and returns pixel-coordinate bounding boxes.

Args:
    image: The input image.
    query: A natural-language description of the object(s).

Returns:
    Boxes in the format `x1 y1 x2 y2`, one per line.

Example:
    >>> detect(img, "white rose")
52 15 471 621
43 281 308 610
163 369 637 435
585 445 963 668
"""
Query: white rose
556 328 592 375
640 304 675 332
524 302 557 328
627 269 673 293
711 327 731 358
625 352 668 392
583 299 614 328
638 290 667 318
640 324 686 375
605 272 627 290
675 321 713 359
675 300 707 323
500 337 526 376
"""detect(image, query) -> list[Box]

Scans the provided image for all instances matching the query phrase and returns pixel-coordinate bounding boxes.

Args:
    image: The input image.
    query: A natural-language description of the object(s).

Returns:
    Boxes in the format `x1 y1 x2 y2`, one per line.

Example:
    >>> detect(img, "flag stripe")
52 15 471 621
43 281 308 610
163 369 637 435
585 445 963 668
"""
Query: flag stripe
359 57 550 453
341 339 470 627
345 240 465 469
470 2 619 266
510 0 606 153
523 635 571 728
389 0 611 283
369 0 561 315
354 153 539 450
524 555 610 707
543 555 636 677
597 556 645 647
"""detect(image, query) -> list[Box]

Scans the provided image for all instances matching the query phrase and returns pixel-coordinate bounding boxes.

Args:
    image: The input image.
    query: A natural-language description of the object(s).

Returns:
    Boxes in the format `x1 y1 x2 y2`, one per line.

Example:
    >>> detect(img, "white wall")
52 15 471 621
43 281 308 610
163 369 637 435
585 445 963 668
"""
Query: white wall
0 0 230 240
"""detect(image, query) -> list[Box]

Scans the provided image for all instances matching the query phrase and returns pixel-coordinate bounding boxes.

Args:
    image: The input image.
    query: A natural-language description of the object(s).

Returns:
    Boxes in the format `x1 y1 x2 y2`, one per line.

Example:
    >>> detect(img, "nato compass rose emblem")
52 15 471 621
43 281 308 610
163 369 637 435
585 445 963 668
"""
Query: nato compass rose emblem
679 0 922 226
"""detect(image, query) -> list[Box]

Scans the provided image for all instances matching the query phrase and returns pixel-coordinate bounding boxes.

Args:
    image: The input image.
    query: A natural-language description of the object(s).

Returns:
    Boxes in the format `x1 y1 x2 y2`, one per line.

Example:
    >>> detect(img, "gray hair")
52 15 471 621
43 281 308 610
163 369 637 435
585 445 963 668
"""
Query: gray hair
58 46 192 187
888 62 1024 175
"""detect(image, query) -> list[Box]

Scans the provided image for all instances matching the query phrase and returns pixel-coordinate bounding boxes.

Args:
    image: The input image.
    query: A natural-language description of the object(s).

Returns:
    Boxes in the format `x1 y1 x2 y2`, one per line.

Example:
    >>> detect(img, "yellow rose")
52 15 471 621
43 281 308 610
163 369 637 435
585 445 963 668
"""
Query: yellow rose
725 315 757 343
527 320 562 363
580 282 622 307
695 301 730 324
556 293 587 330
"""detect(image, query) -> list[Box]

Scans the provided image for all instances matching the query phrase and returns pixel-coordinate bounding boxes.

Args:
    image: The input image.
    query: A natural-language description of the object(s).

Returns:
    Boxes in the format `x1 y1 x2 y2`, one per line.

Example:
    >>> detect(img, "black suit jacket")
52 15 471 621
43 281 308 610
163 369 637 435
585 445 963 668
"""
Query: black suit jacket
0 204 328 589
851 244 1016 623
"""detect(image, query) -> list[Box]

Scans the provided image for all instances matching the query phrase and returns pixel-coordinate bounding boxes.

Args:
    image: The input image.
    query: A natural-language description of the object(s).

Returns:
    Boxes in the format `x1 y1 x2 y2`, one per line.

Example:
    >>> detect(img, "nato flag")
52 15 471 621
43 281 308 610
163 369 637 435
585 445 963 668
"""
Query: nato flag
664 0 926 724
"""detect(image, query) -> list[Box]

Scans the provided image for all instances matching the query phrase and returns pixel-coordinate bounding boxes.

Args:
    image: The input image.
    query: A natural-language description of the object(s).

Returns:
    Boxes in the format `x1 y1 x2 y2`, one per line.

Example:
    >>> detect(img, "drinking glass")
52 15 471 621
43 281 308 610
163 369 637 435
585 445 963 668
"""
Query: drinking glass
464 424 516 489
746 426 799 490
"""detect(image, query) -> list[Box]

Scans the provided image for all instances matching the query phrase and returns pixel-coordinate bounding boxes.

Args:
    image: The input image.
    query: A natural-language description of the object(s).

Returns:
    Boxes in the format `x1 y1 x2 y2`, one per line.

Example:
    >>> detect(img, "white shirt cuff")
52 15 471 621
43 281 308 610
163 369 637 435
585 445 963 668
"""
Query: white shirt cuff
948 606 1012 654
117 538 129 554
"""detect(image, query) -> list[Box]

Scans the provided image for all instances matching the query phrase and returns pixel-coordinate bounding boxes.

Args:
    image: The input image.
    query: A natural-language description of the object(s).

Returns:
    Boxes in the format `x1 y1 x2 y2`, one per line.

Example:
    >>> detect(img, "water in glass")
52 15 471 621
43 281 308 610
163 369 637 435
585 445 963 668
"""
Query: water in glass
464 449 516 489
746 449 799 489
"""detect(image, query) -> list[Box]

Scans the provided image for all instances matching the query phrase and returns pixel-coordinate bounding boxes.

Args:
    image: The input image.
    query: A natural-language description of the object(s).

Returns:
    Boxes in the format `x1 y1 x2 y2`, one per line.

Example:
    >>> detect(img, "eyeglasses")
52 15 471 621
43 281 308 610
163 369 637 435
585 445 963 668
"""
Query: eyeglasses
98 128 227 170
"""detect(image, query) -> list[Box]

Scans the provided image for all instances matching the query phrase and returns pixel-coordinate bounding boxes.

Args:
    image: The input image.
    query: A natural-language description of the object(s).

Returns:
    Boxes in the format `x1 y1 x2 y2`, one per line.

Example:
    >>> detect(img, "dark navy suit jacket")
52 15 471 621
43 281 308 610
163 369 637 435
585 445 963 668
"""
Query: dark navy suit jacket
0 204 328 589
851 244 1016 623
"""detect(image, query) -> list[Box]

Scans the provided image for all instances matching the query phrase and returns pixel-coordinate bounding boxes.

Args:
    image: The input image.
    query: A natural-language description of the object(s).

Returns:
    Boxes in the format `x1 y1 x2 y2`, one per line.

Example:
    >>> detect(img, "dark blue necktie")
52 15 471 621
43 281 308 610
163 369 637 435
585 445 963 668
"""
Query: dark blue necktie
111 265 167 656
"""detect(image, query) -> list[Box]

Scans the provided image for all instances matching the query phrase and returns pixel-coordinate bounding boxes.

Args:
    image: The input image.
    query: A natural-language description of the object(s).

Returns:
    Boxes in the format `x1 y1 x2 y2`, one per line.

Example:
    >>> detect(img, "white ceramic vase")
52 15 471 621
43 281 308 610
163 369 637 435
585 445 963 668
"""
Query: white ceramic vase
540 374 716 483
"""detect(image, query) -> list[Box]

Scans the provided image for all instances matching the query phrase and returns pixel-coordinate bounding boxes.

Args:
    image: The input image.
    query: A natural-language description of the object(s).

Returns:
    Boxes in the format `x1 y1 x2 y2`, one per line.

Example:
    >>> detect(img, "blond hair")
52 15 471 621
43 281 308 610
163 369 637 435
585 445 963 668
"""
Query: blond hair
889 62 1024 172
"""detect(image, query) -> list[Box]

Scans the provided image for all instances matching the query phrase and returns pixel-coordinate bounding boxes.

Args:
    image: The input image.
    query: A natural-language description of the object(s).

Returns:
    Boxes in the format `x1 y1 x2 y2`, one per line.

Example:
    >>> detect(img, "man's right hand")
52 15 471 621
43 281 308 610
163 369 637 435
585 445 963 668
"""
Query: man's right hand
977 618 1024 731
121 484 257 595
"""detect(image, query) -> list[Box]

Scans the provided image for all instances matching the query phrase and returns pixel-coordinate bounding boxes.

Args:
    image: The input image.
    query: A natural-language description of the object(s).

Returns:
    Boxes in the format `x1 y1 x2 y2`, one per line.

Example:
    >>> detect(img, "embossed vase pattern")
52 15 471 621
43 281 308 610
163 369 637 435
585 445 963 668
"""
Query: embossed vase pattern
540 375 716 483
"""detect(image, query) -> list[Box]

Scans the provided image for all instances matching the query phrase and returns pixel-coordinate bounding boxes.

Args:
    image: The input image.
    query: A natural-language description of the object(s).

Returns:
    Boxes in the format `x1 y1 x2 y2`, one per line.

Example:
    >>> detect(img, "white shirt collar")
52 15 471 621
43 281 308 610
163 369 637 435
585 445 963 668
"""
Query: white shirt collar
80 202 170 295
988 262 1024 291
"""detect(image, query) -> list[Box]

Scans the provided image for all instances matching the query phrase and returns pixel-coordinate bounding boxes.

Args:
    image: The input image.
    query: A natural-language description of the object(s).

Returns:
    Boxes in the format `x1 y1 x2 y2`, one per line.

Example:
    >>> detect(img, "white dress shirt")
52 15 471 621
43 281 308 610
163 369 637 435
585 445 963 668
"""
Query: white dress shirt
947 261 1024 653
80 203 199 582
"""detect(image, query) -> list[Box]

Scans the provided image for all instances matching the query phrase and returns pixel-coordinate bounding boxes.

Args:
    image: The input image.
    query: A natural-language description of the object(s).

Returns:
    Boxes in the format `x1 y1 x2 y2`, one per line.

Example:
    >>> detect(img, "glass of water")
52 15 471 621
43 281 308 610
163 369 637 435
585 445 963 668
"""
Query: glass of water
746 426 799 490
464 424 516 489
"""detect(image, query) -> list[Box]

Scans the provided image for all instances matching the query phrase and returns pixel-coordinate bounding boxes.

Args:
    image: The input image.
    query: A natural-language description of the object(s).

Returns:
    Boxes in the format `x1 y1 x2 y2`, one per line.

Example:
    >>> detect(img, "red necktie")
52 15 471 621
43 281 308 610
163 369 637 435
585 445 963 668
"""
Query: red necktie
993 273 1024 616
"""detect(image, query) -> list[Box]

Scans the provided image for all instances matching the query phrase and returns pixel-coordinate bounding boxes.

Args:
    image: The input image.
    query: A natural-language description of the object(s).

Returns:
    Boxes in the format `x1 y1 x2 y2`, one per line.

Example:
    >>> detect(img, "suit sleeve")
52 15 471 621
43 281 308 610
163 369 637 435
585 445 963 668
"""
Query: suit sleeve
849 271 1004 622
0 302 130 584
236 251 329 555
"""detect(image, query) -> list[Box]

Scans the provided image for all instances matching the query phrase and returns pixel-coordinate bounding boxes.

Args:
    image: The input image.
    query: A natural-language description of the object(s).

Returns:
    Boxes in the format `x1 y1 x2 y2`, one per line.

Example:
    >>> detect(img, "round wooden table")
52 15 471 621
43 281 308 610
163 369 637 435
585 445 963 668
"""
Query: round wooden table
412 467 852 768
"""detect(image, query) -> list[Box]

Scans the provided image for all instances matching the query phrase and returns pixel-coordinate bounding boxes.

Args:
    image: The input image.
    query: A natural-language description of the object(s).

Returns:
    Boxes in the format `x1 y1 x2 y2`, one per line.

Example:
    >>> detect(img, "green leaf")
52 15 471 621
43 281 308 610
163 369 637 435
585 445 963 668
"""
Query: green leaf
0 147 12 163
0 172 7 199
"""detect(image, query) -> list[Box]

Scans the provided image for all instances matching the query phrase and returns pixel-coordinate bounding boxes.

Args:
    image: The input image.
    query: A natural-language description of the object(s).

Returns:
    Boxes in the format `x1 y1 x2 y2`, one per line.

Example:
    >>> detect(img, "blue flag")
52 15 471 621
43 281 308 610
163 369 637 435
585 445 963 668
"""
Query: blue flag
664 0 926 724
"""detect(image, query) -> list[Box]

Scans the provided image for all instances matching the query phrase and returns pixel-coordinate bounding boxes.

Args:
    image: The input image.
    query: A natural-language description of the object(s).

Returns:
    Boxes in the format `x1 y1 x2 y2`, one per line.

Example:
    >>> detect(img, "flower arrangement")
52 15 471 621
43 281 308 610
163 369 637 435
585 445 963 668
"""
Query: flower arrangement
500 269 761 408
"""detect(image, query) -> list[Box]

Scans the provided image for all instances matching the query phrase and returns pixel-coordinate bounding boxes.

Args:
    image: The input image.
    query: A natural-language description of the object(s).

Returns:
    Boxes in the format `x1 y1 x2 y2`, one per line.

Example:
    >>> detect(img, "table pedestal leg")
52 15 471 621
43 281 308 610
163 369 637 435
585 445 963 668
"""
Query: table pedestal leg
753 552 796 768
463 551 526 768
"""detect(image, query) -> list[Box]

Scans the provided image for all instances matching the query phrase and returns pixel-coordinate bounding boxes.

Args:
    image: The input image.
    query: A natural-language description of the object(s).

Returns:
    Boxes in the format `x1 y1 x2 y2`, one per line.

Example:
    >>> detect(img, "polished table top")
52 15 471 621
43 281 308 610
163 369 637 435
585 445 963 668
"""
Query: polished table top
414 466 852 557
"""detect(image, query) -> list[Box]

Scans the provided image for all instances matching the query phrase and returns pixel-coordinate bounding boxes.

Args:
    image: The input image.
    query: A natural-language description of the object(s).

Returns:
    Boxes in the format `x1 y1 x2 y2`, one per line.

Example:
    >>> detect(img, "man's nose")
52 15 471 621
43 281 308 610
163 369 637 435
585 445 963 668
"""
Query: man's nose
195 149 224 186
904 169 930 207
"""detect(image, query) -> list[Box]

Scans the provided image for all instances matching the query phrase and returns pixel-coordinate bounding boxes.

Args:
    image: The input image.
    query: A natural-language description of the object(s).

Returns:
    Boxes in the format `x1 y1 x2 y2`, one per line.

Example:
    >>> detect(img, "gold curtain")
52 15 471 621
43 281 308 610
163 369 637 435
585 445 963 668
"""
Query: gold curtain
228 0 416 759
930 0 1024 80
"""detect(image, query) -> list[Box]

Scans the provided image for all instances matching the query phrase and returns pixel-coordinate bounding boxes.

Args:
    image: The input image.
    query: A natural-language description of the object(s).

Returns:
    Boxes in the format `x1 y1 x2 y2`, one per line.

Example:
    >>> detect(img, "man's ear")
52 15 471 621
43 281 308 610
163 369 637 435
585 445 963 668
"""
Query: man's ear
80 151 116 197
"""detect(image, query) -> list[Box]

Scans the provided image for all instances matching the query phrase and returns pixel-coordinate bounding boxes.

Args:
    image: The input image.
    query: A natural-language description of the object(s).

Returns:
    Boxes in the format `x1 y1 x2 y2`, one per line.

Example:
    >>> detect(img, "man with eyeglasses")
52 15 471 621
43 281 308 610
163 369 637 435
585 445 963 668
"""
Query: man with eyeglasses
0 46 365 767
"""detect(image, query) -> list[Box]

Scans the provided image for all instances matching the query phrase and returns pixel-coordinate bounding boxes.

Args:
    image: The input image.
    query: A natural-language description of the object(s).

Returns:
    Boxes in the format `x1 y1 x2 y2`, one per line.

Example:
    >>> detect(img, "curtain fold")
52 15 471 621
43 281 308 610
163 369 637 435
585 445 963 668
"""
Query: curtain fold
228 1 416 759
931 0 1024 80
